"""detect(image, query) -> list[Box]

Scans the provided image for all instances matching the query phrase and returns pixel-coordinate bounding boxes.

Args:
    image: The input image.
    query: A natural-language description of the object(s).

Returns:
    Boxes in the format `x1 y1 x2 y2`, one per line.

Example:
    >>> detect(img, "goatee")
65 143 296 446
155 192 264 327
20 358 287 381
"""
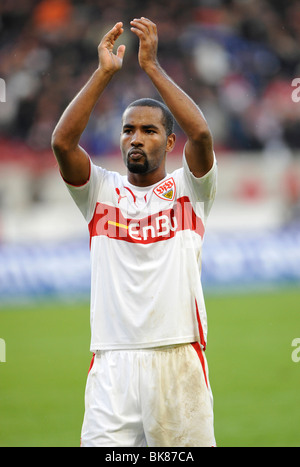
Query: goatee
127 158 149 174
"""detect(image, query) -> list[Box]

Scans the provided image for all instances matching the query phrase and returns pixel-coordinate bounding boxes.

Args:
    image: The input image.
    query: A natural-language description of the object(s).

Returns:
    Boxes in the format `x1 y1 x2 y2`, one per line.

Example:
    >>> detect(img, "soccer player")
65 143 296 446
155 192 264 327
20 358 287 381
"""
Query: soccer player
52 18 217 447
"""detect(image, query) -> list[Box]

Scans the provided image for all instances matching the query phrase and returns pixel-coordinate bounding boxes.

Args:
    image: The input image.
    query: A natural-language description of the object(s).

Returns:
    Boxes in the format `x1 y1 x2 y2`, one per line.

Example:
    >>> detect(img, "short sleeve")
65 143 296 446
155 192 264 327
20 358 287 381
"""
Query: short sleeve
63 158 103 223
182 150 217 220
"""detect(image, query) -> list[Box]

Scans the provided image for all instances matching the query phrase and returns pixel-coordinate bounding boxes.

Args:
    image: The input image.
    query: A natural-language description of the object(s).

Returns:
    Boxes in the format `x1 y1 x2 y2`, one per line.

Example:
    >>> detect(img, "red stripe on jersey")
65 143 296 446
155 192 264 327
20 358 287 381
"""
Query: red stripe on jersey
88 196 205 245
195 298 206 351
88 353 95 374
191 342 208 388
124 186 137 203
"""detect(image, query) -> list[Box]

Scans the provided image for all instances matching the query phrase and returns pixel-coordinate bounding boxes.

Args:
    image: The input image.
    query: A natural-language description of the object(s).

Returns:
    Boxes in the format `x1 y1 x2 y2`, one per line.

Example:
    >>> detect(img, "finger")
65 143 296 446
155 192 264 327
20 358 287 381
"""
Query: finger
134 17 157 32
131 18 158 40
112 22 124 40
116 44 126 60
130 26 144 39
130 18 150 34
130 26 147 43
102 22 124 45
140 17 156 28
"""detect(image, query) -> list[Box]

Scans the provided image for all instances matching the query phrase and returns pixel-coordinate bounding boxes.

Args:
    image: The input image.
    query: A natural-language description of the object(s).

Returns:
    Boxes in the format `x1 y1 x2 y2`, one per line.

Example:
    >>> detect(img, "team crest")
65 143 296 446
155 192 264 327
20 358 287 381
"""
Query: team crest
154 177 176 201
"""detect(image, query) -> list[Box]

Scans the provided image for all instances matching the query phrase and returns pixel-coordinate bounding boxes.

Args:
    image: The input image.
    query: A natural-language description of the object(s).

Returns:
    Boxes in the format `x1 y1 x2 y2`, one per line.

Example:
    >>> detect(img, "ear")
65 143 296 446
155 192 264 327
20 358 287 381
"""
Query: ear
166 133 176 153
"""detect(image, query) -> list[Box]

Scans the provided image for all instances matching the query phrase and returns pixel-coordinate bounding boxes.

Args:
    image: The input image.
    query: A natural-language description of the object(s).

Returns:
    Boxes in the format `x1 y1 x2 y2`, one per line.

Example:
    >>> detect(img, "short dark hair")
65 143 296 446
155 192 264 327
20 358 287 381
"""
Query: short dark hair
125 98 175 136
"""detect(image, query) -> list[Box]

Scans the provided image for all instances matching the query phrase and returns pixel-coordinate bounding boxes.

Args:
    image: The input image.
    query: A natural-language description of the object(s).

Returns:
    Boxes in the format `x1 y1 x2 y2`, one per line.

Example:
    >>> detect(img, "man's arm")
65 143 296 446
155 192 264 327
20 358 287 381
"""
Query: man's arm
51 22 126 185
130 17 214 178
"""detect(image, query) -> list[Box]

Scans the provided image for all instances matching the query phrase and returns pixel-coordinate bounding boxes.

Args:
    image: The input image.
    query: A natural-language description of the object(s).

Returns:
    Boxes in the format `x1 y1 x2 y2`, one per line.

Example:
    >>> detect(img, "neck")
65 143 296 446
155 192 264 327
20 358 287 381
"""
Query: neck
127 168 167 187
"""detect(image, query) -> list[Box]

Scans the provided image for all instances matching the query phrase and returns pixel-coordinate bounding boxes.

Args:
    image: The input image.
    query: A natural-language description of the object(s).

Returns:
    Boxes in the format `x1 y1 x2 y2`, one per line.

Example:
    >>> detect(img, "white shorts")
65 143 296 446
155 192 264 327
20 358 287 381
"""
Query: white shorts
80 343 216 447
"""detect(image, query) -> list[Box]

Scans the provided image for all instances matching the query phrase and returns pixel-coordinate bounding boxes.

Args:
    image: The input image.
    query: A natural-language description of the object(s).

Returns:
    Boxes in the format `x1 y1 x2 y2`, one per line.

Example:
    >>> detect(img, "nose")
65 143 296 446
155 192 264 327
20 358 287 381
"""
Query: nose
130 130 144 146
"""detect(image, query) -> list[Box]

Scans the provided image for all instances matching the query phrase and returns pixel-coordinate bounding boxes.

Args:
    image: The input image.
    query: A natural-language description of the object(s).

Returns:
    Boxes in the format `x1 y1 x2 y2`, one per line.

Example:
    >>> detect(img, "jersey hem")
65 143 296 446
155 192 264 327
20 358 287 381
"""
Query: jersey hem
90 335 200 352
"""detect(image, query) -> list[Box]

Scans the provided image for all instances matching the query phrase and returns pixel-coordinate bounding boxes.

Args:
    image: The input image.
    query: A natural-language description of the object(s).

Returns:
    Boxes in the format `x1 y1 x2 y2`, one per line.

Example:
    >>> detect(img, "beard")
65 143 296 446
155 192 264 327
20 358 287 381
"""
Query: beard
126 157 149 174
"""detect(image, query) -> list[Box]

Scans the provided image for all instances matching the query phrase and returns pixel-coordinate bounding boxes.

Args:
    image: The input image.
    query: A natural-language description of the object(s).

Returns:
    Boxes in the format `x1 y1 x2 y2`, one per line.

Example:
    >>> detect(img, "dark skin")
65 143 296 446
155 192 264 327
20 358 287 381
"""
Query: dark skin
120 105 176 186
52 18 214 187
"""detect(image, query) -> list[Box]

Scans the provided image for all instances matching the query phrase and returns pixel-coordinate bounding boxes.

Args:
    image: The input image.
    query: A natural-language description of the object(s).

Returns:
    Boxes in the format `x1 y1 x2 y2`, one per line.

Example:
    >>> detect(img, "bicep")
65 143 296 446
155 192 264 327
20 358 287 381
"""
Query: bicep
184 131 214 179
53 144 91 186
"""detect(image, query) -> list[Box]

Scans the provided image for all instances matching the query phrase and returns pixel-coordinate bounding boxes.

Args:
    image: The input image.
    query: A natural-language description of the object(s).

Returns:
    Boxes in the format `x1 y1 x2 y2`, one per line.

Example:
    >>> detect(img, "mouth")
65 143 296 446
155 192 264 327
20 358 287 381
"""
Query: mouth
128 149 146 161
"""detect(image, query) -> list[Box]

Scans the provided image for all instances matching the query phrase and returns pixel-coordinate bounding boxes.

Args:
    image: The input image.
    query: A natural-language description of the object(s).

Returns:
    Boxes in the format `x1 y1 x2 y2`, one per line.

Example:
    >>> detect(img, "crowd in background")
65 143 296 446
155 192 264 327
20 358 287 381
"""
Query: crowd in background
1 0 300 158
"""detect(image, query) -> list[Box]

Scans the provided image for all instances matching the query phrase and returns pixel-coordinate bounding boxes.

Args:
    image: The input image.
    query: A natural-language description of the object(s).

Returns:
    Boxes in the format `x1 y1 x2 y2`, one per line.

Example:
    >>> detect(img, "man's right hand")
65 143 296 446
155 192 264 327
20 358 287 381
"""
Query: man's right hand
98 22 126 74
52 22 126 187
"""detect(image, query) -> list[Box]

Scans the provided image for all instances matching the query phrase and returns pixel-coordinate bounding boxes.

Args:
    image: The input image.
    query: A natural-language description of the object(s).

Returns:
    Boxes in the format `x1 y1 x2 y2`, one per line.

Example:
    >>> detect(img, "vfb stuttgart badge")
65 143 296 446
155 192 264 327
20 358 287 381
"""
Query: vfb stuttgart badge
154 177 176 201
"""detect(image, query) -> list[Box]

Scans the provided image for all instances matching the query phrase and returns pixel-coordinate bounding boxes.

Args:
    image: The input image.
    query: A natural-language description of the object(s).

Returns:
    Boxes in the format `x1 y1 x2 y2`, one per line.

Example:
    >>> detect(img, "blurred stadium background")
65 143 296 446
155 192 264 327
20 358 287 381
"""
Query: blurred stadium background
0 0 300 447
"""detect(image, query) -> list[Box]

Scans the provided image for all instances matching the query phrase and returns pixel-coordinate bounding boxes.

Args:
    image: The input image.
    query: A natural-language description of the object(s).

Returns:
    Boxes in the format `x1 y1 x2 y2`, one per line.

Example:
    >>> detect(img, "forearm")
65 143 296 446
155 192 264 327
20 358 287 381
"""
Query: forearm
52 68 114 151
51 22 125 186
146 61 211 142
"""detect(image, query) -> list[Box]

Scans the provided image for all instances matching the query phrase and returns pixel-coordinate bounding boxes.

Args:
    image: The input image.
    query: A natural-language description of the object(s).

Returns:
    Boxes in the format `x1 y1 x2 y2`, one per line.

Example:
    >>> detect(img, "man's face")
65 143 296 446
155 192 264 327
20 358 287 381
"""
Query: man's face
120 106 175 184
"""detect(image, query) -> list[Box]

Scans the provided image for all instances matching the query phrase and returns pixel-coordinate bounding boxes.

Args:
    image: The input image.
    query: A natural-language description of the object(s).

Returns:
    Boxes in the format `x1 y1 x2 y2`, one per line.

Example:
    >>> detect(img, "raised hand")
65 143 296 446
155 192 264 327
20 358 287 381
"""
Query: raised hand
130 17 159 72
98 22 126 74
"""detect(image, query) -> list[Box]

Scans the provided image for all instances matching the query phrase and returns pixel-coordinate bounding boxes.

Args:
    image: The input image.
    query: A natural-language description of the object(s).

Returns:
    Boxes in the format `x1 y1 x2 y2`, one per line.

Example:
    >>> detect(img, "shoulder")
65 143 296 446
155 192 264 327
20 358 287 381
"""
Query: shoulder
171 151 217 198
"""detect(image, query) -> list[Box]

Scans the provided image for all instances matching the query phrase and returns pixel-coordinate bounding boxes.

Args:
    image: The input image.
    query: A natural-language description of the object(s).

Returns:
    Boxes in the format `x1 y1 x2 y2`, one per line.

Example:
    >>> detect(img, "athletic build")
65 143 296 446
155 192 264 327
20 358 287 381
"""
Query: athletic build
52 18 217 447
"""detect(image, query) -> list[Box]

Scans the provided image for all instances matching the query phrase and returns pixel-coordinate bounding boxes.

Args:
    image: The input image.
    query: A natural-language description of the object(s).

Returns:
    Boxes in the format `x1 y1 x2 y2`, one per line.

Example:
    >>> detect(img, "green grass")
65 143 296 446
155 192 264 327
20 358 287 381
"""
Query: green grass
206 287 300 447
0 288 300 447
0 300 91 447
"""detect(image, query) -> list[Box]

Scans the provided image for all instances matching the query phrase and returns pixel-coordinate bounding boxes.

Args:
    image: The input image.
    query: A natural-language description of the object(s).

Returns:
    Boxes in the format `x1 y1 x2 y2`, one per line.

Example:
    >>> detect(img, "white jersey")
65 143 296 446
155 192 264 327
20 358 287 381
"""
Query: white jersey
65 151 217 351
